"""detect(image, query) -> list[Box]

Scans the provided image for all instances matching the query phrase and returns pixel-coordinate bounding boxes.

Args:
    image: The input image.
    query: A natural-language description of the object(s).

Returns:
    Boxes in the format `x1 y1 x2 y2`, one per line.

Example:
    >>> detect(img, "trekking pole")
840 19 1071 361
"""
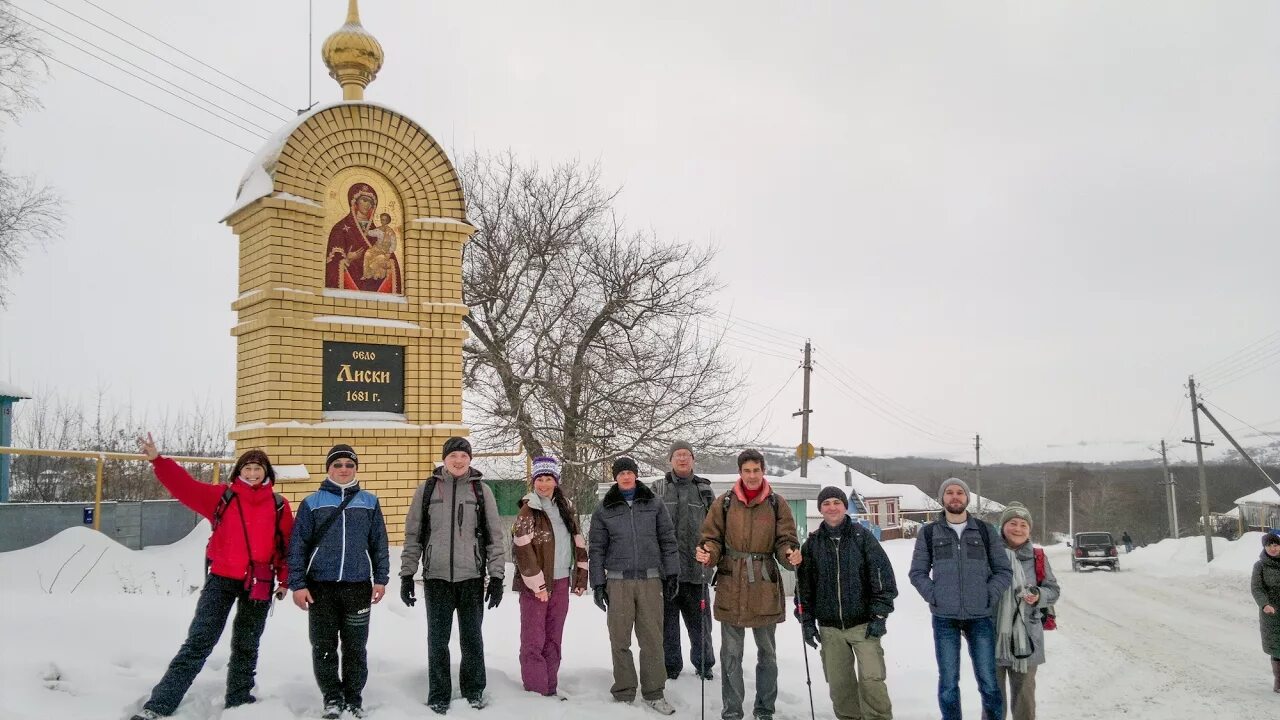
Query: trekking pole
700 581 709 720
795 602 817 720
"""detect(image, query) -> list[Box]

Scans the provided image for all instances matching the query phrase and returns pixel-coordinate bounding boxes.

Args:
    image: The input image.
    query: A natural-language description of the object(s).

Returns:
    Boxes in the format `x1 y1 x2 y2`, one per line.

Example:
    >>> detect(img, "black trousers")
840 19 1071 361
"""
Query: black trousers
663 581 715 675
308 581 373 708
425 577 487 705
144 574 269 715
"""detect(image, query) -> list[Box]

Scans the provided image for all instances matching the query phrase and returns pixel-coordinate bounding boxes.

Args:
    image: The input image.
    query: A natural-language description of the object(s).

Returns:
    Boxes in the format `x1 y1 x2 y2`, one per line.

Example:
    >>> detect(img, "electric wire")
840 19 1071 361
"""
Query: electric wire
32 0 292 120
739 366 801 429
814 365 971 446
6 8 270 139
1196 328 1280 380
1202 400 1280 445
34 50 255 152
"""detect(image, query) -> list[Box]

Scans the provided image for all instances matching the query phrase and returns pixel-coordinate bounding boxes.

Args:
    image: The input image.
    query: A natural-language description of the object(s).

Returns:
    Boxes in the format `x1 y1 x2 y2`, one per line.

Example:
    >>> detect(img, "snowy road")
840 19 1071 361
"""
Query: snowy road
0 528 1273 719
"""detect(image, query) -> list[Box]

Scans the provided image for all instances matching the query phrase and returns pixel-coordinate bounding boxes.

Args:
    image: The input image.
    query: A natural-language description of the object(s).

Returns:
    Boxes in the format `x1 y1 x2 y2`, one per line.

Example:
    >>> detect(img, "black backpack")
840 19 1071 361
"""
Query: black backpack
416 473 492 568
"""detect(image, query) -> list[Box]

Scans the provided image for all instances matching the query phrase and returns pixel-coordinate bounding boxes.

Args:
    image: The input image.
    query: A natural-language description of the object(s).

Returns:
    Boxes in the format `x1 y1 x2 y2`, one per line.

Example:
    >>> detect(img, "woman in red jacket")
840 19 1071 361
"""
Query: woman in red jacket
130 433 293 720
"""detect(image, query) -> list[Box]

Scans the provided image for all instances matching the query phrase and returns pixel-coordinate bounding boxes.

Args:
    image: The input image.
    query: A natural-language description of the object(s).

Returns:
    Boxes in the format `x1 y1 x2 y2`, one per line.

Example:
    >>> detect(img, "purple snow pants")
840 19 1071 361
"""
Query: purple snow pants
519 577 571 695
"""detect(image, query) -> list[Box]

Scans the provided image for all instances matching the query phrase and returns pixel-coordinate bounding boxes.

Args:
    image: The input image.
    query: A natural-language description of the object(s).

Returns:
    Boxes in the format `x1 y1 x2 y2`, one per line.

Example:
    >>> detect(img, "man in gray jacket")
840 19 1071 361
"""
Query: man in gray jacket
589 456 680 715
908 477 1012 720
654 440 717 681
400 437 506 715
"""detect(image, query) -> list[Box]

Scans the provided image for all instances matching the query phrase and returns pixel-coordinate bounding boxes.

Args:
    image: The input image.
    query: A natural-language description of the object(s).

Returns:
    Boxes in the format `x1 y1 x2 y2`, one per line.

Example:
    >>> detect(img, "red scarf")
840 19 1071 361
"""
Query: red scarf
741 480 763 504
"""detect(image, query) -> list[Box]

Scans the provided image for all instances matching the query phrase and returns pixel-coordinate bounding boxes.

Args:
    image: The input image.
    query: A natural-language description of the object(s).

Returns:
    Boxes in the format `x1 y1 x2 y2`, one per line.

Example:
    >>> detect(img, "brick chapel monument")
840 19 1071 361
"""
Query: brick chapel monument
221 0 472 536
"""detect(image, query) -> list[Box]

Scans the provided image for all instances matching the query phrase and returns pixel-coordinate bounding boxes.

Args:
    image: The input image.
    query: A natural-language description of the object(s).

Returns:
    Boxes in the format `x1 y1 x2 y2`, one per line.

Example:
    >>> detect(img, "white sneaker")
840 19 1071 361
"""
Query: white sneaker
644 697 676 715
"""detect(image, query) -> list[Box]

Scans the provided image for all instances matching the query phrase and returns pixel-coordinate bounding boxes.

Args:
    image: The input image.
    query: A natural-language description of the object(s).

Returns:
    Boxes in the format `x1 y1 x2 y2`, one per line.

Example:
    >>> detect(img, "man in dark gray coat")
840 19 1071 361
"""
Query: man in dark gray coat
654 440 717 680
399 436 506 715
589 456 680 715
909 477 1012 720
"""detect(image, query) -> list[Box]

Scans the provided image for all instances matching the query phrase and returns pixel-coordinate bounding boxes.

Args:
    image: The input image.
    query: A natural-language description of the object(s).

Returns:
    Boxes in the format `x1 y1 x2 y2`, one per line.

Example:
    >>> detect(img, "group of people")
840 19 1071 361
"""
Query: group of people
127 434 1063 720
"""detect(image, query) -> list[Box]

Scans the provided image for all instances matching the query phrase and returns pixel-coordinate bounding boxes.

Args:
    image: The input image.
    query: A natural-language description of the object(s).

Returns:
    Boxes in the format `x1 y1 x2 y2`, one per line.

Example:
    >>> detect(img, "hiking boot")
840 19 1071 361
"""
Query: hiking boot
225 695 256 709
347 705 366 718
466 696 488 710
696 668 715 680
321 701 343 719
644 697 676 715
130 711 162 720
429 701 449 715
666 670 681 680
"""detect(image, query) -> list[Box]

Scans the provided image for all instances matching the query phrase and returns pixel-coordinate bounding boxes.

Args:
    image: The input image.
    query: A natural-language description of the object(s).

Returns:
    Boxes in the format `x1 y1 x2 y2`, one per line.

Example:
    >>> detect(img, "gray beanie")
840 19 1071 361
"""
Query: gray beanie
937 477 972 506
668 440 695 459
998 502 1033 531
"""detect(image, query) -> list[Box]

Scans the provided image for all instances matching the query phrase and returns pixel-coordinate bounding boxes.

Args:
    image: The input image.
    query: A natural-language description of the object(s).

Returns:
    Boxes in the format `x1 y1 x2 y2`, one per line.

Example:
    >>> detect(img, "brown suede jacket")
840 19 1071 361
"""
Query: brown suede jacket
511 494 588 594
699 478 799 628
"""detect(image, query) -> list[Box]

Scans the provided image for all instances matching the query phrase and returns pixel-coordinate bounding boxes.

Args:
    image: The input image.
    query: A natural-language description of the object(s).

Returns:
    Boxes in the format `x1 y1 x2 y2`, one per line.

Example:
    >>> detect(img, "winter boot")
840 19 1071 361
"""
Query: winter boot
644 697 676 715
466 695 488 710
428 701 449 715
321 701 343 719
130 711 162 720
1272 657 1280 693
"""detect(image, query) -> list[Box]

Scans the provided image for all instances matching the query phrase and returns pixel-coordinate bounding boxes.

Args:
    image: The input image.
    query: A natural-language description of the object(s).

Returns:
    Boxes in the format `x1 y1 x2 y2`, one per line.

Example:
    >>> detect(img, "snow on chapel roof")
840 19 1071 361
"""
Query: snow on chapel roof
0 381 31 399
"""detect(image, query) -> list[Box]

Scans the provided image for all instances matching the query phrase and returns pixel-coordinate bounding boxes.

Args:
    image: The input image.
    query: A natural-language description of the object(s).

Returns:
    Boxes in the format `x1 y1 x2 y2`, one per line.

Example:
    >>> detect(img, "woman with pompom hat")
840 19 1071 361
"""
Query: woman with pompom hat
994 502 1060 720
1250 529 1280 692
511 456 588 698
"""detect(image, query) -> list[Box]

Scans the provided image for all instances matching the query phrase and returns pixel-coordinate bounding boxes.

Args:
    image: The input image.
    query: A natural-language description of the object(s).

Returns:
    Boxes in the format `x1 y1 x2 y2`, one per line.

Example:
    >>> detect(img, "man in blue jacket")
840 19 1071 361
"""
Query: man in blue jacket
909 478 1011 720
288 444 390 719
796 486 898 720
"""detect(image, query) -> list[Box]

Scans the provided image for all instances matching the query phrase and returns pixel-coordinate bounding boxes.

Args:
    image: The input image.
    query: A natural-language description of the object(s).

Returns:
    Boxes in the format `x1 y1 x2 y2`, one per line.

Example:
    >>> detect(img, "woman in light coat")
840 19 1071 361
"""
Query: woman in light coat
994 502 1060 720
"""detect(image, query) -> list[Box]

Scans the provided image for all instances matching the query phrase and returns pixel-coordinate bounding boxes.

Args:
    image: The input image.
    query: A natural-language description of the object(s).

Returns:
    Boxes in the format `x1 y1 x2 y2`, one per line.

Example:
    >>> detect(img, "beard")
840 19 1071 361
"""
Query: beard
945 500 967 513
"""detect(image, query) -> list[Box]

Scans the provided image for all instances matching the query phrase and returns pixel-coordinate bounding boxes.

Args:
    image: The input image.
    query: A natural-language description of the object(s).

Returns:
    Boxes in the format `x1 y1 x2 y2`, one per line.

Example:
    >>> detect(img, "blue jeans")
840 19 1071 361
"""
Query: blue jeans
931 615 1002 720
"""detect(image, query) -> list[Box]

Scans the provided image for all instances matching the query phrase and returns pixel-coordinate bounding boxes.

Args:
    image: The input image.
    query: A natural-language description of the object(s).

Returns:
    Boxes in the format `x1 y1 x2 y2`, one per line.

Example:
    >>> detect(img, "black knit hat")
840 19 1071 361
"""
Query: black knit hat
232 449 275 484
612 456 640 479
817 486 848 509
1263 530 1280 547
326 444 358 470
442 436 472 459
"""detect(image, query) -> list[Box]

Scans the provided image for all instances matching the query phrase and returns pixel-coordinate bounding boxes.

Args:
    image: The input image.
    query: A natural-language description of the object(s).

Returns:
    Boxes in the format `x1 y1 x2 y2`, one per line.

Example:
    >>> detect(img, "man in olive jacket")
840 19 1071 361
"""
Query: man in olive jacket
653 439 717 680
796 486 897 720
697 449 801 720
399 437 506 715
589 456 680 715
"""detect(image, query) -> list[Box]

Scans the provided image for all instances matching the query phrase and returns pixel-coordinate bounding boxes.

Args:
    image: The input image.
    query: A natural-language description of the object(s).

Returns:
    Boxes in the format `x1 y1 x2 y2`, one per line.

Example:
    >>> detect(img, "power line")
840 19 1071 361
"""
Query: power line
814 344 971 441
1202 400 1280 445
814 365 971 446
1199 346 1280 393
711 309 807 342
32 0 292 120
6 8 270 139
1196 328 1280 379
740 366 801 428
36 50 254 152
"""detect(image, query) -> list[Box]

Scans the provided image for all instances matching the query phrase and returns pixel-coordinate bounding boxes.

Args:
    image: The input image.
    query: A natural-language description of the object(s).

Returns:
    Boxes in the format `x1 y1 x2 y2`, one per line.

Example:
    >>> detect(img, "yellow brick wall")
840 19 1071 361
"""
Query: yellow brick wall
225 104 473 541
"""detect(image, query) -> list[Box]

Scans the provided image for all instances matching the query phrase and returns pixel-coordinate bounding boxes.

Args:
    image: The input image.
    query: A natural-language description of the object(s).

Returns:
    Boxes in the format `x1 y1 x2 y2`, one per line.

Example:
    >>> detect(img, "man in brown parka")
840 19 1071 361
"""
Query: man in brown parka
696 449 801 720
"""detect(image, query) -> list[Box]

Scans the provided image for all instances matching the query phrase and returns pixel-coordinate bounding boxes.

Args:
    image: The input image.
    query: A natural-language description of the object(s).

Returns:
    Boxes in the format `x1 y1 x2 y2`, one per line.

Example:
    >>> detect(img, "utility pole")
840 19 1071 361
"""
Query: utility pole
1067 475 1075 541
1040 471 1048 545
1183 376 1215 563
974 434 982 518
793 341 813 478
1197 402 1280 499
1159 440 1177 539
1169 473 1179 539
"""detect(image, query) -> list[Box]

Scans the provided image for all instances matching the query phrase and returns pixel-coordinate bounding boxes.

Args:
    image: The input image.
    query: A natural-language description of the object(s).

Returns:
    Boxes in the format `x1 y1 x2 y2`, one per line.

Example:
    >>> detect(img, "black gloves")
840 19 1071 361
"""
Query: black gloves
400 575 416 607
866 617 888 639
593 585 609 612
802 620 820 649
485 576 504 609
664 575 680 601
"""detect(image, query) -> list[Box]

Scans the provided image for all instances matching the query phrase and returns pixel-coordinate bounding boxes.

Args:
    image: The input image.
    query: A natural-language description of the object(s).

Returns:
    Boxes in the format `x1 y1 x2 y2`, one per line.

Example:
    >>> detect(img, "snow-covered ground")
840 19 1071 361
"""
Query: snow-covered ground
0 526 1273 719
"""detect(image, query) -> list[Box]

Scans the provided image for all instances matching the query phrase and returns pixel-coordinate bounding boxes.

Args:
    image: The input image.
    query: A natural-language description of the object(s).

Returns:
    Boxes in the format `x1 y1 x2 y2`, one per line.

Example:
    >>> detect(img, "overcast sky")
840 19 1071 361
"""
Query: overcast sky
2 0 1278 465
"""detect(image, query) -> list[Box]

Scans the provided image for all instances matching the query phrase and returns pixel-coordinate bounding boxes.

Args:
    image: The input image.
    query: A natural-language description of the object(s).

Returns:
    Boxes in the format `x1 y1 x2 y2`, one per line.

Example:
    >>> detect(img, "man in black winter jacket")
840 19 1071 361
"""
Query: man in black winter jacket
653 440 717 680
795 487 897 720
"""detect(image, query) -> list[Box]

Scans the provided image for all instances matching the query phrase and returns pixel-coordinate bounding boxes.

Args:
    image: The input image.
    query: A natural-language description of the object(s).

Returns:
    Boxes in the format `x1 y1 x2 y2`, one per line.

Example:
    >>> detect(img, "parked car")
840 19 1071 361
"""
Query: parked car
1072 531 1119 572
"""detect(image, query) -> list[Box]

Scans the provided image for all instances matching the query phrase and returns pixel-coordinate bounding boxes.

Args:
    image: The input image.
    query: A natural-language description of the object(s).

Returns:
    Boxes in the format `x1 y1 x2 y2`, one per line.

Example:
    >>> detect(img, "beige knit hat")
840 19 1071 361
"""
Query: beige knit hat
998 501 1033 531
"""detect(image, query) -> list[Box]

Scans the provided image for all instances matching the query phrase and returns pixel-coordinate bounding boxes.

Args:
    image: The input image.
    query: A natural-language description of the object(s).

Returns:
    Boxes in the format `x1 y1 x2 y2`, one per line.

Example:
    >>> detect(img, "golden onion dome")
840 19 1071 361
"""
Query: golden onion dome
321 0 384 100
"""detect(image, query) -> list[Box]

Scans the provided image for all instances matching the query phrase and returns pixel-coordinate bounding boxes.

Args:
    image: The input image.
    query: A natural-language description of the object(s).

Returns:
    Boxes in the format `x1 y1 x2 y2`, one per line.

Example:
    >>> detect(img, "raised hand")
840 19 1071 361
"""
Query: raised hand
137 432 159 461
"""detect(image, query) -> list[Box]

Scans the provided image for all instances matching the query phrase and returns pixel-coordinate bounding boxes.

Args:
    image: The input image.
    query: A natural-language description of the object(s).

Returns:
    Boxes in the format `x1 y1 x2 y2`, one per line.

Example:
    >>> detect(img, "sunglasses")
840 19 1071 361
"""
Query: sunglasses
331 461 356 469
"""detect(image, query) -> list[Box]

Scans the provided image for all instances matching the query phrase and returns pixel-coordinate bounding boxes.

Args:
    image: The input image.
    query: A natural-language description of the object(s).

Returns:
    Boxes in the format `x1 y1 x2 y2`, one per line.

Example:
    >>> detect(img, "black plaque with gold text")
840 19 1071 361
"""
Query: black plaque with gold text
322 341 405 414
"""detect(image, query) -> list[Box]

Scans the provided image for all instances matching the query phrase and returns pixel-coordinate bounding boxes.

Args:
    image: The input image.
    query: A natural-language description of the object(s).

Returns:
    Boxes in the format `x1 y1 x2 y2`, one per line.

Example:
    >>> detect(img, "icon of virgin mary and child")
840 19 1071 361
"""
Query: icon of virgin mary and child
325 182 402 294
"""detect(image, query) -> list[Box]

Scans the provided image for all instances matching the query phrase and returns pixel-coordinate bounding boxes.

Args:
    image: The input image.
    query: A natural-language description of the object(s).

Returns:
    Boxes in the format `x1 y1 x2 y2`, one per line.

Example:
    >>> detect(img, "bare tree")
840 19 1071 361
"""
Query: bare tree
0 4 61 305
459 151 745 509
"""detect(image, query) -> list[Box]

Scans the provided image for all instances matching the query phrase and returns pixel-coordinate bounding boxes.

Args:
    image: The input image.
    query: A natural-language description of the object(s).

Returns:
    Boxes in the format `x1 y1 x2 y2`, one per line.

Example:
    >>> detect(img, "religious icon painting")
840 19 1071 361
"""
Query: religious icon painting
323 167 404 294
